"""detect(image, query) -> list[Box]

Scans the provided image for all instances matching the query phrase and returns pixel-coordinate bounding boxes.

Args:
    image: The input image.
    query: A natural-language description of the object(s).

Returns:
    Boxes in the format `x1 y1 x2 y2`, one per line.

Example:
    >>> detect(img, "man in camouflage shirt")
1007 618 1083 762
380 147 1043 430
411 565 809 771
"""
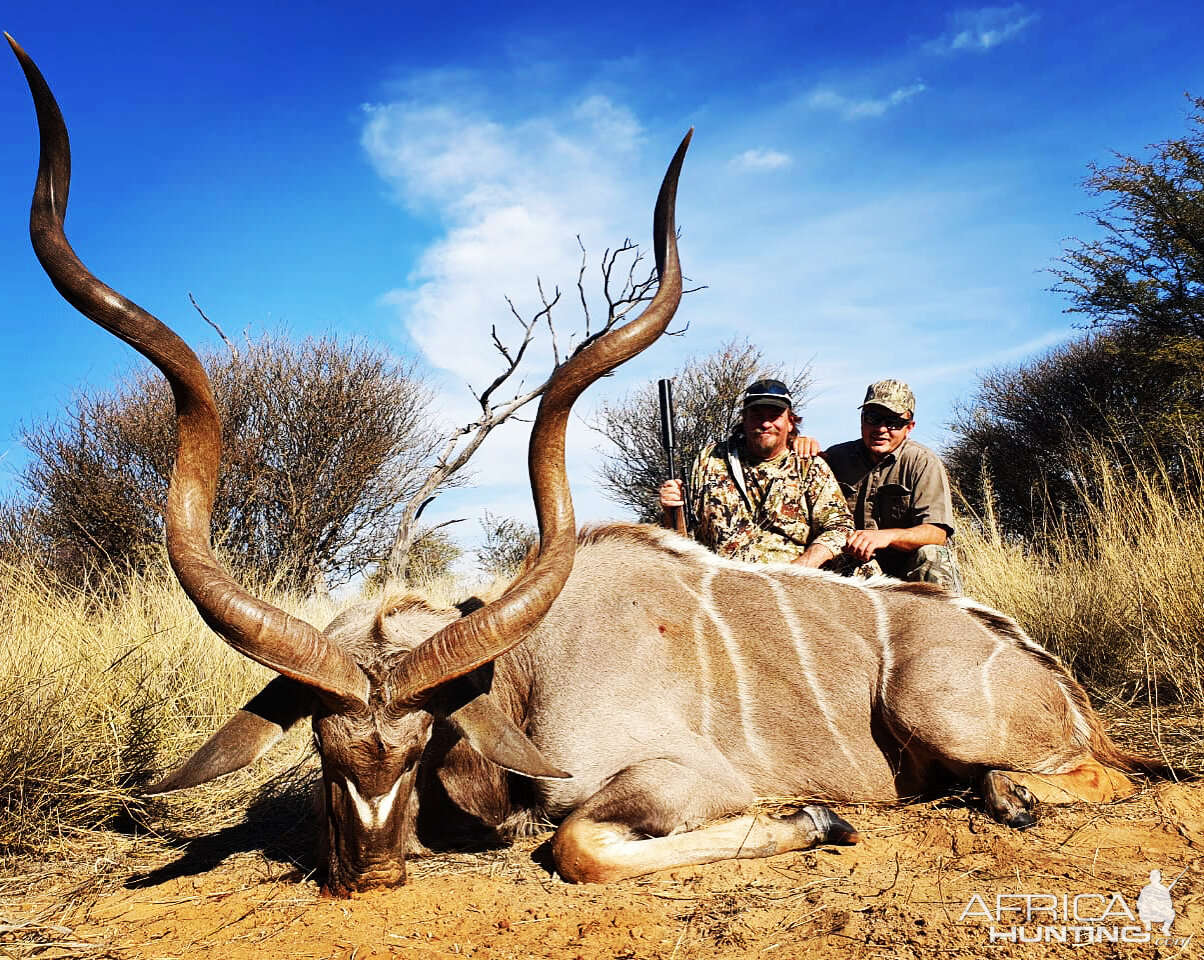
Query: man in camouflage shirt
796 379 964 595
658 379 853 566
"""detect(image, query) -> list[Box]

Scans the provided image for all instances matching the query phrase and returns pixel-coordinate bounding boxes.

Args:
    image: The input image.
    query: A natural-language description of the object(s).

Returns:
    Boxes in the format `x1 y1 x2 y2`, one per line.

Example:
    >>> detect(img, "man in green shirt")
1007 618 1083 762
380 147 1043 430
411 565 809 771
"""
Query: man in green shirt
799 379 963 595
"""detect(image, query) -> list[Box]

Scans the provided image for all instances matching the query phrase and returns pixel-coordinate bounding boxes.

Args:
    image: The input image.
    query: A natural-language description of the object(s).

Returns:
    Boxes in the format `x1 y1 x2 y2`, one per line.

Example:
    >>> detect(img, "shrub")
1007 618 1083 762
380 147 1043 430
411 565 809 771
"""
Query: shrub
15 333 439 592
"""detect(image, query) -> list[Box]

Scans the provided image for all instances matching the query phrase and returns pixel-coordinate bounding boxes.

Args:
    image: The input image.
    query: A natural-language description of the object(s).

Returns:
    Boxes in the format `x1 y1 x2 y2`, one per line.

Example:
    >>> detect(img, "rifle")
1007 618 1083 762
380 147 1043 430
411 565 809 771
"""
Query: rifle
658 378 687 535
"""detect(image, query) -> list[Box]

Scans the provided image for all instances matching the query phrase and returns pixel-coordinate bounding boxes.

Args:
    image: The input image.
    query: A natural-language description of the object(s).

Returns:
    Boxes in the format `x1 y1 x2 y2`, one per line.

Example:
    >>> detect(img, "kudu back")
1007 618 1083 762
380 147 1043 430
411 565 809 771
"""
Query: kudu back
12 35 1175 893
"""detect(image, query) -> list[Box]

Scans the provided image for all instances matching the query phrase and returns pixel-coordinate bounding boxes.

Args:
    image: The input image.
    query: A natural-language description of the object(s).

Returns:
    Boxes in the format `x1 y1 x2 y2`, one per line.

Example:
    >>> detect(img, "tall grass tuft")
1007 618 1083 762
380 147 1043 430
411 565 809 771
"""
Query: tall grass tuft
959 436 1204 706
0 557 337 855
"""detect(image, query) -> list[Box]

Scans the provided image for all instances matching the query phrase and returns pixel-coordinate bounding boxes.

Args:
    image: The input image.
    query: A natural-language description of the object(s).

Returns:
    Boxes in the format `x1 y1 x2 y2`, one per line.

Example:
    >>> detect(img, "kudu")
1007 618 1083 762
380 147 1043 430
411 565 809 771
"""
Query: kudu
12 35 1172 894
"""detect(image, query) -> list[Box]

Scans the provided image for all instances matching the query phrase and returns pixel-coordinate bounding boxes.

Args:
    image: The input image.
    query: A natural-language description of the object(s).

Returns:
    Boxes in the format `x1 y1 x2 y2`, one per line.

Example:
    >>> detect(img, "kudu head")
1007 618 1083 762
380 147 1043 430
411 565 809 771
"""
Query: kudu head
9 33 689 894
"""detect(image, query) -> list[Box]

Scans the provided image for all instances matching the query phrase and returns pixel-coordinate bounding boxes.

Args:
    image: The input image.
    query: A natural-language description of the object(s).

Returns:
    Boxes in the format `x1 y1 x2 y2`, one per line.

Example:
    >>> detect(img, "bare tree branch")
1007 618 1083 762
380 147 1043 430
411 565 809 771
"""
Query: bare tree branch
189 293 238 360
383 238 695 583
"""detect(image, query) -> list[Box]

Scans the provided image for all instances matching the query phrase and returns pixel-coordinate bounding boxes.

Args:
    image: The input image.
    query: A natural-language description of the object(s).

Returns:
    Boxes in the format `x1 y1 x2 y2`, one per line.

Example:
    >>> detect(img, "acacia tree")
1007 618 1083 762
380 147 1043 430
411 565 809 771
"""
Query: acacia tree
1052 95 1204 339
948 95 1204 536
592 340 813 526
15 333 440 590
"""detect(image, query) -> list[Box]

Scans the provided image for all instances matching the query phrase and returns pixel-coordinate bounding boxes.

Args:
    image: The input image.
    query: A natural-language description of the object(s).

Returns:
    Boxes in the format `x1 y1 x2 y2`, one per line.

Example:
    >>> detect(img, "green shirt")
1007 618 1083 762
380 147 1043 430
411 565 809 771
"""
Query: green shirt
823 438 955 537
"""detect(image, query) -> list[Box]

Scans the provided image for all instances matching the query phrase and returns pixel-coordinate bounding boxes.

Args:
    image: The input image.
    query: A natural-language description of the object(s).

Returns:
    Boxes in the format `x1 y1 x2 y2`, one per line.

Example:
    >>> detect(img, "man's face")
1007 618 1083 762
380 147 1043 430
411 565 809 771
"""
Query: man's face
742 403 793 460
860 404 915 462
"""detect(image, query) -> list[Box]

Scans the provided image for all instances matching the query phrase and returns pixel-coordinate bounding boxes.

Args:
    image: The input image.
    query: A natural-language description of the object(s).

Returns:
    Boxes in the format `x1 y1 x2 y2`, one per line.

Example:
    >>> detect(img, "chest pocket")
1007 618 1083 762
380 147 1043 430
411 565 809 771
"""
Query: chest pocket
875 482 912 527
838 482 858 516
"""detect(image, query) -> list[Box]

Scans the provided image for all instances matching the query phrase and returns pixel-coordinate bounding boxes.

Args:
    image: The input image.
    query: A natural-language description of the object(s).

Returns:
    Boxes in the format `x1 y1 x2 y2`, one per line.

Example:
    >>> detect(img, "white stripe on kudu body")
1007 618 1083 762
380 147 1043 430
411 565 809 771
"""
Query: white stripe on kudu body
698 566 765 758
979 640 1005 734
763 574 865 782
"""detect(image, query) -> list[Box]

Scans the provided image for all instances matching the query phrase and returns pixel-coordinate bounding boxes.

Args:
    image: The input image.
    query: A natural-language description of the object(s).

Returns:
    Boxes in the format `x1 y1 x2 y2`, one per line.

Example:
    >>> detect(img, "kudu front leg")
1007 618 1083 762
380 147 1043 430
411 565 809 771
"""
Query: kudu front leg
553 807 859 883
982 759 1136 828
548 760 859 883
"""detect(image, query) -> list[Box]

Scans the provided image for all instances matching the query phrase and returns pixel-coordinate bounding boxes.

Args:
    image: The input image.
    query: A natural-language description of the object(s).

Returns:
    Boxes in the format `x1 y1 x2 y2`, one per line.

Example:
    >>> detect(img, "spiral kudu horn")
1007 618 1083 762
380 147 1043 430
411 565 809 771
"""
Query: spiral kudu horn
386 130 692 710
10 34 369 711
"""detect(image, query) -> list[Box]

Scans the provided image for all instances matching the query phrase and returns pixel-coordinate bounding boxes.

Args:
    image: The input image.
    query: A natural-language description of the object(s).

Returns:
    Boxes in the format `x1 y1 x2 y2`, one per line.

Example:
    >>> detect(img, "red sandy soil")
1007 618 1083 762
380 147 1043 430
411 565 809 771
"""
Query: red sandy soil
4 779 1203 960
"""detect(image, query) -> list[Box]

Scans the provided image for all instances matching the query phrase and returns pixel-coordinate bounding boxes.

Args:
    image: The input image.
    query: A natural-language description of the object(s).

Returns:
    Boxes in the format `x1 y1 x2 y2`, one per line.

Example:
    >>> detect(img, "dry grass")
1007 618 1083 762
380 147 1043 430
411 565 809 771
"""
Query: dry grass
957 437 1204 705
0 558 337 857
0 550 491 867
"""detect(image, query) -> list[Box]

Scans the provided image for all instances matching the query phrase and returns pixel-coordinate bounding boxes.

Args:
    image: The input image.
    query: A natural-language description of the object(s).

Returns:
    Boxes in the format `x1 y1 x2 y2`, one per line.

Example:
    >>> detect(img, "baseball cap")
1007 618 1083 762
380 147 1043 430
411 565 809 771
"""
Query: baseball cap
859 379 915 418
742 379 793 412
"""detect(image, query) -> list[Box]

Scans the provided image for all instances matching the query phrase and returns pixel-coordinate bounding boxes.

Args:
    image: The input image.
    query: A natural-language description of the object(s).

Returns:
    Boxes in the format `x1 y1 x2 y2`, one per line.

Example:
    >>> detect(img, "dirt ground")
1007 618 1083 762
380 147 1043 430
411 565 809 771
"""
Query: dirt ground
4 716 1204 960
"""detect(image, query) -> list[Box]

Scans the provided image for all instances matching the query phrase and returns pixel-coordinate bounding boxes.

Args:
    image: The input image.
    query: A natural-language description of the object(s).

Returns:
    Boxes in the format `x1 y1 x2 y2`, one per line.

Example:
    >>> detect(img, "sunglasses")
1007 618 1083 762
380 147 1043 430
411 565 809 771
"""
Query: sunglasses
861 410 912 430
747 382 790 397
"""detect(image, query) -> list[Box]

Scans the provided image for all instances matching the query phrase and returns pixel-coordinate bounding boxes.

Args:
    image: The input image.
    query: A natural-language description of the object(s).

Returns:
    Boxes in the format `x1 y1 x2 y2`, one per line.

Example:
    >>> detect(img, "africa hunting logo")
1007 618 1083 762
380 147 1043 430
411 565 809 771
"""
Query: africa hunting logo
958 868 1192 946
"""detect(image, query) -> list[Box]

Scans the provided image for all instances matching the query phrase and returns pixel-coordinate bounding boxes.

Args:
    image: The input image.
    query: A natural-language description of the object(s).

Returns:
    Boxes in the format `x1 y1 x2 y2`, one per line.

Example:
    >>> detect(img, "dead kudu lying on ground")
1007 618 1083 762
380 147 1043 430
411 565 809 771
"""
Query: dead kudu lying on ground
12 34 1176 895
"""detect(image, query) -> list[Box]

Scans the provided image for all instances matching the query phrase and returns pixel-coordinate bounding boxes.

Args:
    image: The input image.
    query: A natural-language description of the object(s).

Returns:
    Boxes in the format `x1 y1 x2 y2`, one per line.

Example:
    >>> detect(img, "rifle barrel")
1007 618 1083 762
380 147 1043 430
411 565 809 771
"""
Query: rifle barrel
658 378 678 477
657 378 687 535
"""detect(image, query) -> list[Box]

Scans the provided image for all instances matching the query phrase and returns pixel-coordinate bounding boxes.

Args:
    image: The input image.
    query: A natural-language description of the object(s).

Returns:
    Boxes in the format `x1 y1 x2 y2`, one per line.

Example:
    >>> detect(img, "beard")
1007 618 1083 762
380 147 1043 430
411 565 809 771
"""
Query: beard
745 427 787 460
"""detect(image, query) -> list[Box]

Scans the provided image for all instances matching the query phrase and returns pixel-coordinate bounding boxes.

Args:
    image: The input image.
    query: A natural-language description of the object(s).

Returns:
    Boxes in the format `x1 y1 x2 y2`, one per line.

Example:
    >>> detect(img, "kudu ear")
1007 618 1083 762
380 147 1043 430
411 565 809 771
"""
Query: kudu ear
427 672 569 780
445 694 571 781
145 676 315 794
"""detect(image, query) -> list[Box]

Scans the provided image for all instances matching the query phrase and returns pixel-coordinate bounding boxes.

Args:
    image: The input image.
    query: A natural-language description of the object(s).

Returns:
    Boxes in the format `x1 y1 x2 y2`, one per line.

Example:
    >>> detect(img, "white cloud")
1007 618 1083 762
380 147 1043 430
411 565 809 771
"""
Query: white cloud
897 326 1074 385
805 82 927 120
931 5 1039 54
362 93 648 388
574 94 643 149
734 148 793 171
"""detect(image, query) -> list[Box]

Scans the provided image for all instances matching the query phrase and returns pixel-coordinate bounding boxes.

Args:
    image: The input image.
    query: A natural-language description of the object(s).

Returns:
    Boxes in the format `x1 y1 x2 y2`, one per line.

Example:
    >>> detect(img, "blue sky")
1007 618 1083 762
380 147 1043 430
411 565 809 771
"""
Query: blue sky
2 1 1200 565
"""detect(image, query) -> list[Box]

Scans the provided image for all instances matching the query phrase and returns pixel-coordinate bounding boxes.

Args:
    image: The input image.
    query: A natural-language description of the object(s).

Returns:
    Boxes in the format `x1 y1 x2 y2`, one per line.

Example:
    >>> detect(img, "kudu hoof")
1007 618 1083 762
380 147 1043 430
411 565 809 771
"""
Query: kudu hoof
1005 808 1038 829
982 770 1039 829
795 804 861 845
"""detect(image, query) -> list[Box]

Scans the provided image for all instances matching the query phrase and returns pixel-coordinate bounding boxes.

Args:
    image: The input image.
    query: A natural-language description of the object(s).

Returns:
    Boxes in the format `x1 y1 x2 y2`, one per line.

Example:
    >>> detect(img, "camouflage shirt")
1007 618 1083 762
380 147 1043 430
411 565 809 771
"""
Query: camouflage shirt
688 435 854 564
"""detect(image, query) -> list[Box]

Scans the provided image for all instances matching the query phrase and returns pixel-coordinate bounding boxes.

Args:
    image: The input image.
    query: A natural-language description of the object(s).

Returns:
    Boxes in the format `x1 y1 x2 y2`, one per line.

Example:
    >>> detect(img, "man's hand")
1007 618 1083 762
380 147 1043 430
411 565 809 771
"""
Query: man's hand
659 478 685 510
658 478 688 534
844 523 948 563
843 529 893 564
793 543 835 569
791 435 824 459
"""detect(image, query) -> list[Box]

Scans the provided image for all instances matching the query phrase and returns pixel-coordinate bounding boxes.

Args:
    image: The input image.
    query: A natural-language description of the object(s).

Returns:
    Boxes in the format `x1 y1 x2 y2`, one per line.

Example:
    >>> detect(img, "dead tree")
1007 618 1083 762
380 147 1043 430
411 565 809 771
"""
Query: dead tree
382 236 692 583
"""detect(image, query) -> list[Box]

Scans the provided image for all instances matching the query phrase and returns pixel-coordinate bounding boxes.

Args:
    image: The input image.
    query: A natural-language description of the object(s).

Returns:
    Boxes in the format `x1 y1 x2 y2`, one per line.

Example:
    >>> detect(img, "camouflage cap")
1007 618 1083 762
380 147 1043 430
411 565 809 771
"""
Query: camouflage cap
860 379 915 418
